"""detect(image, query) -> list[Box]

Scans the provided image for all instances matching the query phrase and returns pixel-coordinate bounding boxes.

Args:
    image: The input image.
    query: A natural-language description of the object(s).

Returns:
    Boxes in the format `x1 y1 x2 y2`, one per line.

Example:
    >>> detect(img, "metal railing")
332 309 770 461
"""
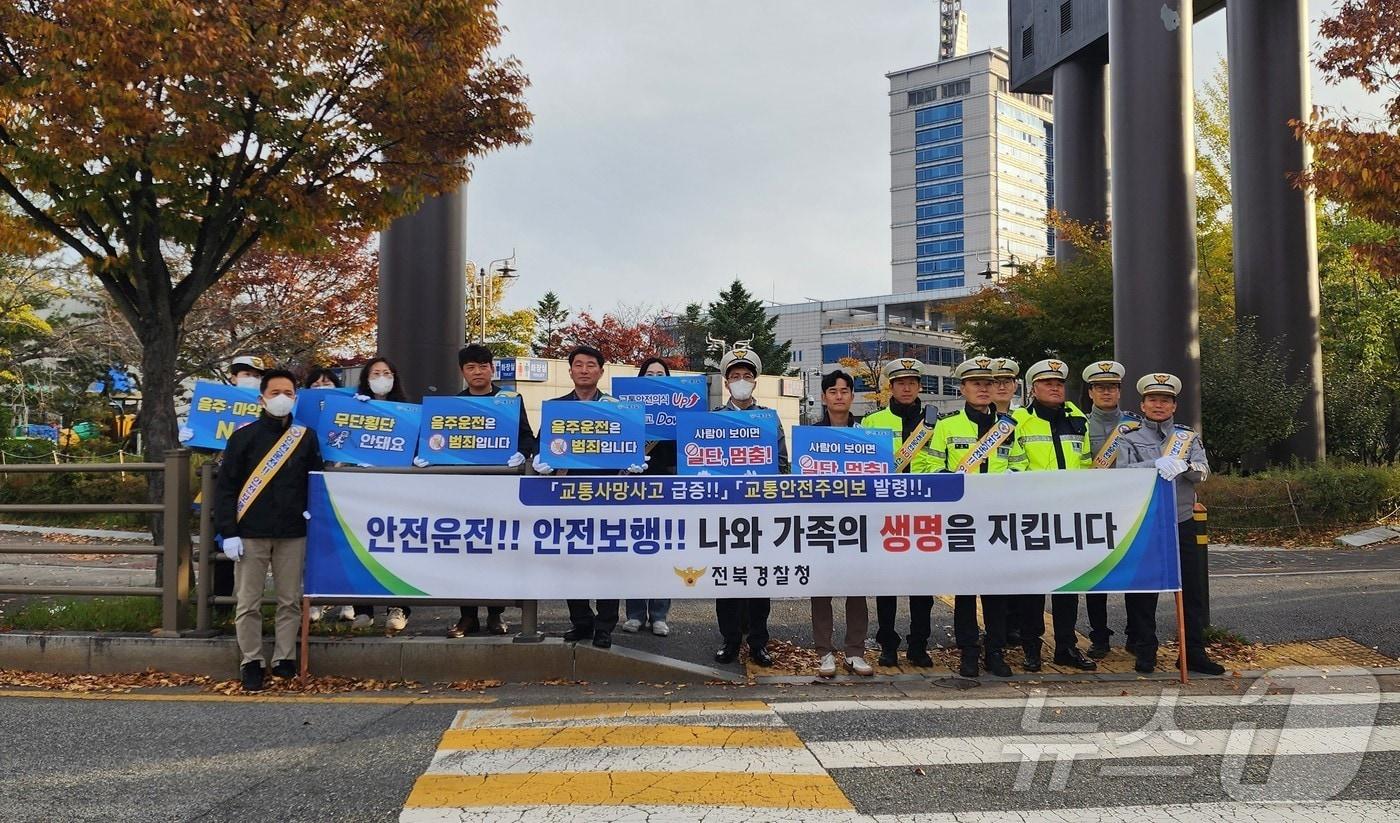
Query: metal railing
0 449 193 636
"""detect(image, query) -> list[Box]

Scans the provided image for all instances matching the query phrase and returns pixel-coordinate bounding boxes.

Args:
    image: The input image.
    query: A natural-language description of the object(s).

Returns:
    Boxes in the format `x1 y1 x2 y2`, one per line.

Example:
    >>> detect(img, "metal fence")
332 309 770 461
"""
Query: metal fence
0 449 192 635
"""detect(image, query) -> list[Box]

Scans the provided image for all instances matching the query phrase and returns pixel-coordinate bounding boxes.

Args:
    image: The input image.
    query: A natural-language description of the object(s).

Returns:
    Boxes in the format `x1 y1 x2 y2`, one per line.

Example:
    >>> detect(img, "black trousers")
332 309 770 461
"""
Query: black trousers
567 599 619 636
1086 593 1112 645
953 594 1008 654
1016 593 1082 650
459 605 506 623
716 598 770 650
1126 516 1209 656
875 595 934 652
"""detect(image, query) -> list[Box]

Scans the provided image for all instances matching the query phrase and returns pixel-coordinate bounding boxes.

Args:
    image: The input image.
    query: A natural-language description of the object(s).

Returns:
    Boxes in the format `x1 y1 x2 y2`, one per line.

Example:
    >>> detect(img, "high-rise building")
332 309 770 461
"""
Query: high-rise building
888 48 1054 295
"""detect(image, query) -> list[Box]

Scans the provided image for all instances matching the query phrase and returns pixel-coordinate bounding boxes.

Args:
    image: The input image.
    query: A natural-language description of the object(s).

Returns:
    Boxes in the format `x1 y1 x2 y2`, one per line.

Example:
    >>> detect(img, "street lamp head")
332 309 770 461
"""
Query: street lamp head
497 262 518 278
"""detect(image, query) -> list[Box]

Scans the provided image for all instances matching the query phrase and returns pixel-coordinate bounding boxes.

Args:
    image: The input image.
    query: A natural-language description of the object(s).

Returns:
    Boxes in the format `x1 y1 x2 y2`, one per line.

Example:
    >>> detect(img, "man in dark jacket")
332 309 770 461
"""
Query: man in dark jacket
214 369 323 691
448 343 538 637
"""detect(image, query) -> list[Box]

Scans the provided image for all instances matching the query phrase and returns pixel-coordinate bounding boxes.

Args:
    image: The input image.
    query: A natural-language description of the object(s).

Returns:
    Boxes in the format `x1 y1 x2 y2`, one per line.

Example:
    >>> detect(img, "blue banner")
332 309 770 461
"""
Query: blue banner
791 426 895 475
180 381 261 450
417 395 520 465
292 386 355 431
675 409 781 475
495 357 550 383
610 375 708 440
539 400 646 470
318 393 422 467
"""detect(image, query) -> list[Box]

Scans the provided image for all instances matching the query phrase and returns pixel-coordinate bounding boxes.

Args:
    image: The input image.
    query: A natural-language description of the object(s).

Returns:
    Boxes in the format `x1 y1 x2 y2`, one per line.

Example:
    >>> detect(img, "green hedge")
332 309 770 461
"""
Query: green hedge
1200 462 1400 533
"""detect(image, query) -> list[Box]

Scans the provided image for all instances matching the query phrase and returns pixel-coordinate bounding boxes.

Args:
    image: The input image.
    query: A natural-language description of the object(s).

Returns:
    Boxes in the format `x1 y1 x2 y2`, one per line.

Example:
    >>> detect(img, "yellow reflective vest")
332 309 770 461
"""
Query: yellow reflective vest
929 405 1027 473
860 404 938 474
1011 401 1092 471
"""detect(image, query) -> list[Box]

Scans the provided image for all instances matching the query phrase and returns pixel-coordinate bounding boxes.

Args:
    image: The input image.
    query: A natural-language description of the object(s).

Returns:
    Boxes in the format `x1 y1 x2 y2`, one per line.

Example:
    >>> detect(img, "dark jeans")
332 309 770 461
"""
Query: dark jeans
1126 516 1209 657
567 599 619 636
1016 593 1081 651
716 598 770 651
875 595 934 652
953 594 1008 654
1086 592 1112 645
458 605 505 624
625 599 671 622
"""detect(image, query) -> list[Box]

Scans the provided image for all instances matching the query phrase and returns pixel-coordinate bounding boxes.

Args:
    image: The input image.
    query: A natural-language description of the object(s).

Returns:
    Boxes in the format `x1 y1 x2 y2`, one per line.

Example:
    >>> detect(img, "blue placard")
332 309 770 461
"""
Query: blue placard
417 395 520 465
610 376 708 440
539 400 646 470
180 381 261 450
318 393 422 467
292 386 356 431
791 426 895 475
675 409 781 475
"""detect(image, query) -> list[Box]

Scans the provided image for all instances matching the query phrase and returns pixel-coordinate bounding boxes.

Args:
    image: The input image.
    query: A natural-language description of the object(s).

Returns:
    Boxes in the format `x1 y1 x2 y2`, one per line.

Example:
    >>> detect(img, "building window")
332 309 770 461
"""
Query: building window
917 237 965 257
915 181 963 202
1060 0 1073 33
914 101 962 127
916 257 964 275
915 161 963 183
941 79 971 99
943 376 961 396
915 123 963 146
916 275 967 291
916 199 963 220
915 143 963 165
915 218 964 239
920 375 940 394
907 87 938 107
1022 25 1034 58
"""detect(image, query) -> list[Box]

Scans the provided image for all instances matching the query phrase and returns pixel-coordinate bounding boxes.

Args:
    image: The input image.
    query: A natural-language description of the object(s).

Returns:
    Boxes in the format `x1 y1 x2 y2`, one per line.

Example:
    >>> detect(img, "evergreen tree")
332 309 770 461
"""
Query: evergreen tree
532 291 570 357
677 302 711 371
705 279 792 375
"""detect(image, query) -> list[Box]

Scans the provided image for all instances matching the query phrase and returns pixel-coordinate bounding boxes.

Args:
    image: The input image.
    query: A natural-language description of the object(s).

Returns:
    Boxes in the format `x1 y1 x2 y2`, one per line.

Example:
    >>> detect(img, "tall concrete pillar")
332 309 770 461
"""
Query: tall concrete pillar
1052 54 1109 265
1227 0 1325 462
1108 0 1200 428
378 188 467 401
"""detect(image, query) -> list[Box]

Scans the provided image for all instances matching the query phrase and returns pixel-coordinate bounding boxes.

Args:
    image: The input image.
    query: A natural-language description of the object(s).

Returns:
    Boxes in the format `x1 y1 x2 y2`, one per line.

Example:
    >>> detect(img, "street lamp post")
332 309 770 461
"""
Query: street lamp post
471 252 518 344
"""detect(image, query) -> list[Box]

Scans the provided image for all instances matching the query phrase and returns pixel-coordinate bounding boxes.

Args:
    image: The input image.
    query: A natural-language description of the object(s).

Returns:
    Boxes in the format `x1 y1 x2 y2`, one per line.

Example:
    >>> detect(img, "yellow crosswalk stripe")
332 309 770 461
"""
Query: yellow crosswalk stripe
403 771 854 809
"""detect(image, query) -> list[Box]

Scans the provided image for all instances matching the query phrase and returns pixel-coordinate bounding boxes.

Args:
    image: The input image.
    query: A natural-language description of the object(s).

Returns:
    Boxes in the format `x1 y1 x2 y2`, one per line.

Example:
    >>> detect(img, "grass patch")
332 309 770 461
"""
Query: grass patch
0 596 174 632
1204 625 1251 647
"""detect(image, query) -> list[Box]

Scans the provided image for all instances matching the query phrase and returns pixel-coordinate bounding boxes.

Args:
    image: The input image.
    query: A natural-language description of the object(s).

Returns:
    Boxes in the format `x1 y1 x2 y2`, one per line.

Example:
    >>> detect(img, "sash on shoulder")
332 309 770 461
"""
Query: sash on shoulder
1093 418 1142 468
894 421 934 473
955 414 1017 473
1162 424 1197 460
236 424 308 522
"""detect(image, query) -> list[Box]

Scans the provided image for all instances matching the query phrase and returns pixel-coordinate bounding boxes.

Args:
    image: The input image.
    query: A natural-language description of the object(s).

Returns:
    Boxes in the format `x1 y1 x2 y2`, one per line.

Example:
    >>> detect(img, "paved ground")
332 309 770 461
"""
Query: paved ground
2 672 1398 821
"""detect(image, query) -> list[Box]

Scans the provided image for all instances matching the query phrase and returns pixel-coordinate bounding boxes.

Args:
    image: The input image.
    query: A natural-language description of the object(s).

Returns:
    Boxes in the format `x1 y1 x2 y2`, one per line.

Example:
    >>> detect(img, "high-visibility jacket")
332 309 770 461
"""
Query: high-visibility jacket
929 405 1027 473
1011 401 1091 471
860 403 938 474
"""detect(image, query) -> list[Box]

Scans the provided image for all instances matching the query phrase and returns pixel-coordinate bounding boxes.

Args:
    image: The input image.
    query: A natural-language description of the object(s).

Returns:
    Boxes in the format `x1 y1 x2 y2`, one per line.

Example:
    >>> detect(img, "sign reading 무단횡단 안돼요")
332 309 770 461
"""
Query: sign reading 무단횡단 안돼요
304 468 1181 599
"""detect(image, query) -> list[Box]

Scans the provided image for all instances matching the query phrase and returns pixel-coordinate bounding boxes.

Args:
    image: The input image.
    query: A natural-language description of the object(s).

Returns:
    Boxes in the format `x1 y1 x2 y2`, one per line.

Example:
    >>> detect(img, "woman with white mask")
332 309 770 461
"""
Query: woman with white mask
349 357 411 633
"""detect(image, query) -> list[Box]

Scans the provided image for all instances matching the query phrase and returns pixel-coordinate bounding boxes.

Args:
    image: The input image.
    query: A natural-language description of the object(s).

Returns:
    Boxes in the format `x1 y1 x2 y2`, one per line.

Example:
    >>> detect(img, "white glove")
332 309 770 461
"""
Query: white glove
412 456 430 467
625 454 651 474
354 394 371 402
303 511 311 520
532 454 554 475
177 426 194 442
506 452 526 468
1154 456 1188 481
222 536 244 562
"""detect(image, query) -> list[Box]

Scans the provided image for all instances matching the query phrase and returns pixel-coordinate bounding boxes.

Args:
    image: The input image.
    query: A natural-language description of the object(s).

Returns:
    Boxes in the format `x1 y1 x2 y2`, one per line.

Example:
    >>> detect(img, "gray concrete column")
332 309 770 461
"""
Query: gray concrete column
1052 54 1109 265
1108 0 1200 428
377 187 467 401
1227 0 1325 462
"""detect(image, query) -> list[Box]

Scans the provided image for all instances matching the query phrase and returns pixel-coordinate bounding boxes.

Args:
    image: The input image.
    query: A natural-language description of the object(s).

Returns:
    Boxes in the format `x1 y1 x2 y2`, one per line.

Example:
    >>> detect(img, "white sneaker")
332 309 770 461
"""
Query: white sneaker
621 619 642 633
337 605 355 622
846 655 874 676
817 652 838 678
351 613 373 629
386 607 408 633
651 620 670 637
308 606 324 623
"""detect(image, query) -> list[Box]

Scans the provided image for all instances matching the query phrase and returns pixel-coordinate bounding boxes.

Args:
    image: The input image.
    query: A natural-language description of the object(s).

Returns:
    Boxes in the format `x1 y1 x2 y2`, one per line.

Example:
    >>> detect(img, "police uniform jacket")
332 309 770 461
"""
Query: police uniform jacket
1011 401 1091 471
1115 416 1210 522
214 412 323 540
859 398 937 474
1086 406 1125 455
929 403 1026 473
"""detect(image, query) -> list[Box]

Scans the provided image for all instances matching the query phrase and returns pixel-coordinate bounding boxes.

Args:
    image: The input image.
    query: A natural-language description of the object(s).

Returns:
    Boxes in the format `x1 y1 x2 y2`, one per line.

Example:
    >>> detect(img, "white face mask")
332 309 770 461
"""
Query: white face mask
729 380 755 401
235 375 261 390
368 376 394 396
263 394 295 418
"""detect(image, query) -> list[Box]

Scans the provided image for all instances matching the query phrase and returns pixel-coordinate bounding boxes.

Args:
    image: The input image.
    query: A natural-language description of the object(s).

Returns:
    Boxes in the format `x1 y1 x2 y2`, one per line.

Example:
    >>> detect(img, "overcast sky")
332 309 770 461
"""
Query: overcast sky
466 0 1378 317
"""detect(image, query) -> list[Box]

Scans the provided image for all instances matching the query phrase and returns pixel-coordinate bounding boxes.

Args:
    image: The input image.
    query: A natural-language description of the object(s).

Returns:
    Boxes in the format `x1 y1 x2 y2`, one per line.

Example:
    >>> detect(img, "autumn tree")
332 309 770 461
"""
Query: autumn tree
556 312 684 370
466 273 535 357
705 279 792 375
0 1 531 487
532 291 570 357
1295 0 1400 277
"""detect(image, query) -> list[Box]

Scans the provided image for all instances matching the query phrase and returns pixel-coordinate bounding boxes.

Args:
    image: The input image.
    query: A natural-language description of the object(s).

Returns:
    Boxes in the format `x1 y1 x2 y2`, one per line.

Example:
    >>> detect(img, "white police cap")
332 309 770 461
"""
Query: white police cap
1082 360 1126 384
990 357 1020 379
719 347 762 376
1136 372 1183 397
230 355 266 373
1026 358 1070 383
882 357 926 382
954 357 997 380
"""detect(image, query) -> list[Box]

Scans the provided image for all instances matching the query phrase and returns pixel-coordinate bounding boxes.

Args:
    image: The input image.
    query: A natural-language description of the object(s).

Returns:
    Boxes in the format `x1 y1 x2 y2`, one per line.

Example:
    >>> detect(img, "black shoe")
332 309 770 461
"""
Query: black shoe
1022 645 1043 673
270 659 297 679
240 661 265 692
1134 649 1157 674
906 647 934 668
714 645 740 664
985 652 1012 678
1054 647 1098 670
750 646 775 667
562 627 590 642
592 632 612 649
1005 628 1022 646
1088 641 1110 660
877 650 899 667
958 651 979 678
1187 654 1226 676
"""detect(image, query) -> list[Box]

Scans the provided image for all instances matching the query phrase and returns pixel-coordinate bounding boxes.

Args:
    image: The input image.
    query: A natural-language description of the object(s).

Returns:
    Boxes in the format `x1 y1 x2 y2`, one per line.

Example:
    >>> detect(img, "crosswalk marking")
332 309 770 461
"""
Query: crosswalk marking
401 807 870 822
807 725 1399 769
451 700 770 725
862 800 1400 822
438 724 803 749
403 771 853 810
424 746 828 775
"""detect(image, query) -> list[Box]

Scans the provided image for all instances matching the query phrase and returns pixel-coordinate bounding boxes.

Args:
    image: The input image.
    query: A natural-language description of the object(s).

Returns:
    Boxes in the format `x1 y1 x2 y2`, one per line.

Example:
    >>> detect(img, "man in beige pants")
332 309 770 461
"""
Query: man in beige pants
214 368 323 691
